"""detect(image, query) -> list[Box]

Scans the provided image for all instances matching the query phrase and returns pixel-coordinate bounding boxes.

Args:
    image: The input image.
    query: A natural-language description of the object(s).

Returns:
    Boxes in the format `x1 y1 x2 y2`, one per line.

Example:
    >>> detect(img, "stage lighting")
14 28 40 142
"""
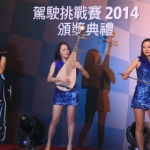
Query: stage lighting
126 122 150 150
19 114 44 148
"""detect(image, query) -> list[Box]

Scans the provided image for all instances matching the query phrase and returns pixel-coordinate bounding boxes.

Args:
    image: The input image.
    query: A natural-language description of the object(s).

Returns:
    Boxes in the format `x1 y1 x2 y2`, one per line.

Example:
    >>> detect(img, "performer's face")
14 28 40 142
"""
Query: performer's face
142 41 150 57
60 44 70 59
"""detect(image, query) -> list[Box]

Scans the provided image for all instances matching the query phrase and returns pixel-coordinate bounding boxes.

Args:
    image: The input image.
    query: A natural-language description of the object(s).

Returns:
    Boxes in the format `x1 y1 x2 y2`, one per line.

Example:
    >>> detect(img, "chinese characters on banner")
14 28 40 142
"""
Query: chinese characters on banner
33 6 139 36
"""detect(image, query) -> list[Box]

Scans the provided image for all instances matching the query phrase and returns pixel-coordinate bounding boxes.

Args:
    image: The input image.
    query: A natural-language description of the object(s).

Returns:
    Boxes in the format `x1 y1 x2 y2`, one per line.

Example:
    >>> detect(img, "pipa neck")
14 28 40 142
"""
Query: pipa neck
72 36 81 52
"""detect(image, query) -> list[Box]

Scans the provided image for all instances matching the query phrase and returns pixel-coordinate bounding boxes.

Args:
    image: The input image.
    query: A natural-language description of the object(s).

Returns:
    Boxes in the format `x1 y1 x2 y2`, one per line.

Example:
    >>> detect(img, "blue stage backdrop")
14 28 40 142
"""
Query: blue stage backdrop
1 0 150 149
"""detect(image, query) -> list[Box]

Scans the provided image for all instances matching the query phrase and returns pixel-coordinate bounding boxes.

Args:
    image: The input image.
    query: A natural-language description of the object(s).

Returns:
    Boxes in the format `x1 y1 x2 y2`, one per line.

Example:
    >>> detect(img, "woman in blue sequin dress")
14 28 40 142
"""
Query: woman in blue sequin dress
45 42 89 150
0 48 6 142
122 38 150 150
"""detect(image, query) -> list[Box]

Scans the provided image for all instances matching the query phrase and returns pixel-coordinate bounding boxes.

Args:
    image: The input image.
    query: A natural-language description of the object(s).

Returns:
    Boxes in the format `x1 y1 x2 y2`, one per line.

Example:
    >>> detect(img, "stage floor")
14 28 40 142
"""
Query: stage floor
0 144 105 150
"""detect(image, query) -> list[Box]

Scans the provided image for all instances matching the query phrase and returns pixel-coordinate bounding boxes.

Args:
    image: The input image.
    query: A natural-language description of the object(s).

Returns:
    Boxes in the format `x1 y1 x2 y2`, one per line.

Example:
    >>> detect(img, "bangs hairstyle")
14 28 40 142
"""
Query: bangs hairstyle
141 38 150 57
54 42 71 60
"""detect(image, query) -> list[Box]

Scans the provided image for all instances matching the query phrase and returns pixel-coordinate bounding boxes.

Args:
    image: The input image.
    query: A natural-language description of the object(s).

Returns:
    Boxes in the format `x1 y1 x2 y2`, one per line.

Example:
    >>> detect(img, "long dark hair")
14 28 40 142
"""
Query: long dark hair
141 38 150 57
54 42 71 60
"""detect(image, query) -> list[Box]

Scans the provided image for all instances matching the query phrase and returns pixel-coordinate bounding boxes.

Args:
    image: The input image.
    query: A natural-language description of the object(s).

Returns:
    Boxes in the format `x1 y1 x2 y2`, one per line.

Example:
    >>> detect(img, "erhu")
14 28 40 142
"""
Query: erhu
119 73 150 85
55 25 87 91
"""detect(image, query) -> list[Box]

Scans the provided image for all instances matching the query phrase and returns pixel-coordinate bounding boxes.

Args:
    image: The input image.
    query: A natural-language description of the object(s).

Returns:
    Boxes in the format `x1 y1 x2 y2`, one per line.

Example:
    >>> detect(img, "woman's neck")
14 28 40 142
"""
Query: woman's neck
62 58 67 63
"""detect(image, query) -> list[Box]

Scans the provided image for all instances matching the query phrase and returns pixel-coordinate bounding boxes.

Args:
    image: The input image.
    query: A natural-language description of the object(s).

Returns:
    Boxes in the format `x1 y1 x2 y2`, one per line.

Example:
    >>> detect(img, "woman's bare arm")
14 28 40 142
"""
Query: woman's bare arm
0 56 6 74
122 58 140 80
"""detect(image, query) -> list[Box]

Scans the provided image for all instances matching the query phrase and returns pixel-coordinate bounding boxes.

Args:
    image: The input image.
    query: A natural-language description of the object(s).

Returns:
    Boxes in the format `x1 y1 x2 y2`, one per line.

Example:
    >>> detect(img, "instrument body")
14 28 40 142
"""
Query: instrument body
55 26 85 91
55 51 77 91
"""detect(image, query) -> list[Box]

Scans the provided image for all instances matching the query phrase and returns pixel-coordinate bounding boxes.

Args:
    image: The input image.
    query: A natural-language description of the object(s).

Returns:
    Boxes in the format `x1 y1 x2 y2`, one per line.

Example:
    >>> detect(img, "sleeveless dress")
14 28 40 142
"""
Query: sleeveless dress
0 54 6 142
131 56 150 110
52 59 79 106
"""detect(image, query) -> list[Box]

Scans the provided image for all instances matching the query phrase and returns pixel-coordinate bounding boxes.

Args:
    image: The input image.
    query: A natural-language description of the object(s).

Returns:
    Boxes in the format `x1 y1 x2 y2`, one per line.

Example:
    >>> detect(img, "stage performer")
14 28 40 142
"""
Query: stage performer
45 42 89 150
0 46 7 142
122 38 150 150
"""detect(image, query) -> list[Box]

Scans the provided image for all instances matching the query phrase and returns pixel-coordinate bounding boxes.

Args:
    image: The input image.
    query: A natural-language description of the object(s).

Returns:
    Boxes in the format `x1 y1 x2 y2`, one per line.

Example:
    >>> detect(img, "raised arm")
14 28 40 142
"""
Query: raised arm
122 58 140 80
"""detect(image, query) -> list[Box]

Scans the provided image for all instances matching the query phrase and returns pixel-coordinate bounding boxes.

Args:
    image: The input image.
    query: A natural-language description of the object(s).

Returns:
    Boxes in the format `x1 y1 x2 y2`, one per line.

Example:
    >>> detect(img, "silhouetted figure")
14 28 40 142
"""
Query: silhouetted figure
78 33 117 148
78 49 102 147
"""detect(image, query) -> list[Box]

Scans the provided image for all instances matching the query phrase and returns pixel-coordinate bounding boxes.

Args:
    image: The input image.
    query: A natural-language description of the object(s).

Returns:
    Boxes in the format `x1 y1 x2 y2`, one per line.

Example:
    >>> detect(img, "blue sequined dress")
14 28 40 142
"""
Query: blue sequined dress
131 56 150 110
52 59 79 106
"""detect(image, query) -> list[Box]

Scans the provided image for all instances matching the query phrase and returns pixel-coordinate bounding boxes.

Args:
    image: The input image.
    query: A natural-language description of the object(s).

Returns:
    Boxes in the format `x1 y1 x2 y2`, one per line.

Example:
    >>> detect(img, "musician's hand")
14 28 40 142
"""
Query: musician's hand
76 61 89 79
122 73 128 80
69 61 76 68
68 61 82 69
59 77 71 84
75 61 82 69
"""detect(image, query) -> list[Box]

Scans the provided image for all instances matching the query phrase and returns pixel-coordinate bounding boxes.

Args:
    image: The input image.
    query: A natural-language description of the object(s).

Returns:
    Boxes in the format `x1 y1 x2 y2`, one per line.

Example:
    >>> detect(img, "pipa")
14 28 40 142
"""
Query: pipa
55 25 86 91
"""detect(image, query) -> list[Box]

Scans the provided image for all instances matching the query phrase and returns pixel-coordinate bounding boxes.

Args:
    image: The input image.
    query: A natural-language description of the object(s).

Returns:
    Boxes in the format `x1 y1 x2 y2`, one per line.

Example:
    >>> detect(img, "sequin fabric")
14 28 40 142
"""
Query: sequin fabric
0 74 3 99
52 59 79 106
131 56 150 110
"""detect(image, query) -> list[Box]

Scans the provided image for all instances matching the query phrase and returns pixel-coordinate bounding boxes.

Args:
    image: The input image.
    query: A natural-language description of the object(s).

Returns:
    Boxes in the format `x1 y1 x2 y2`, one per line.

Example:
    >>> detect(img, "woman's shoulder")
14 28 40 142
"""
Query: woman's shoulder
54 59 64 67
137 56 148 62
131 56 145 62
131 57 140 63
54 59 62 62
52 59 60 65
